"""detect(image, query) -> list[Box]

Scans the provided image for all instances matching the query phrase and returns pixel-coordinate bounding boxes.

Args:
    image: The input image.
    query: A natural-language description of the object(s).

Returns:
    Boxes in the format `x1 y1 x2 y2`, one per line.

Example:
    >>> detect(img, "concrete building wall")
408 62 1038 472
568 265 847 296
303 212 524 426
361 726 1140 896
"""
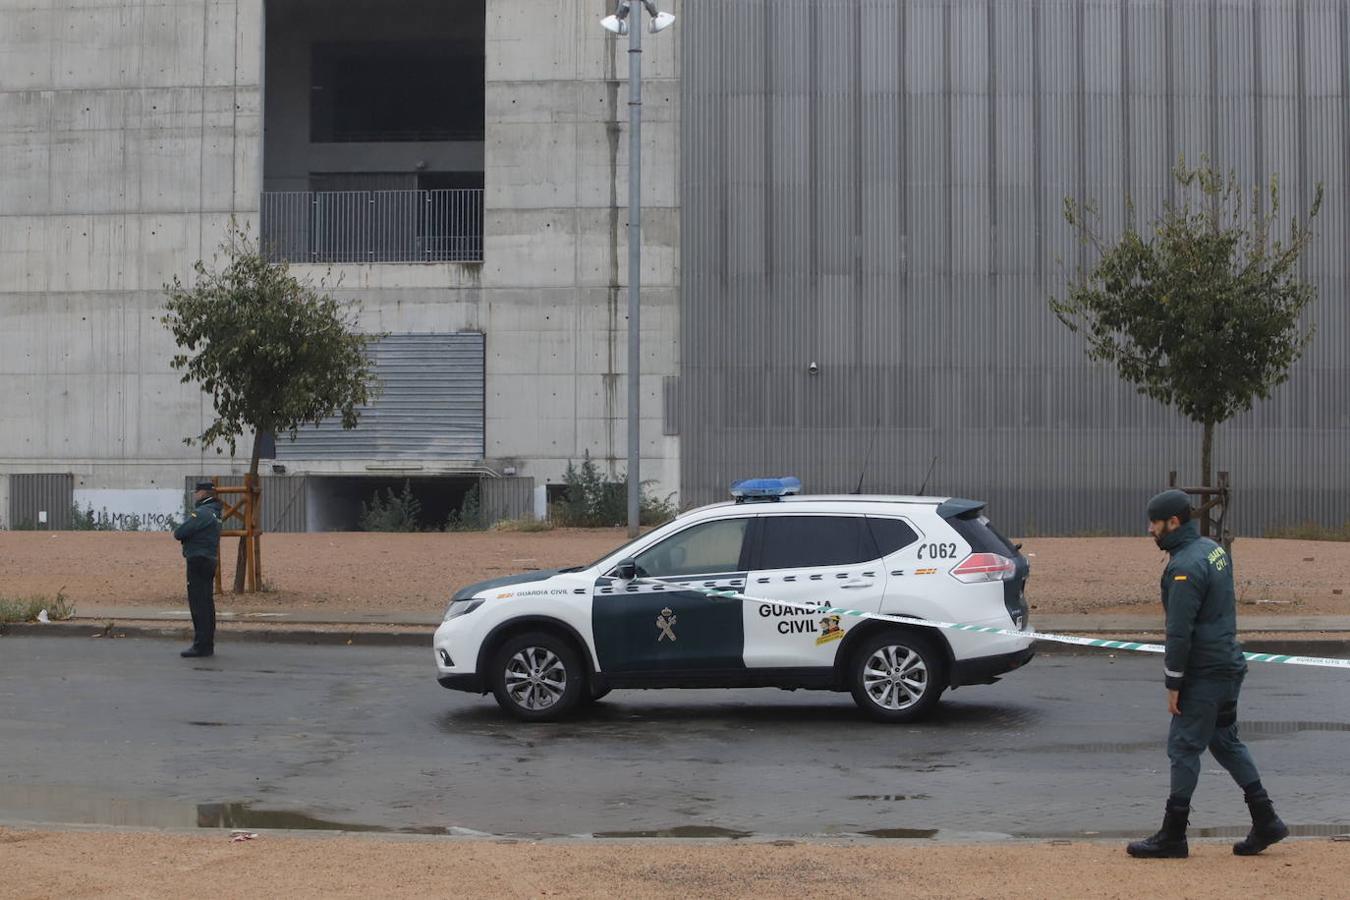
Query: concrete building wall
1 0 682 511
679 0 1350 534
279 0 683 494
0 0 263 492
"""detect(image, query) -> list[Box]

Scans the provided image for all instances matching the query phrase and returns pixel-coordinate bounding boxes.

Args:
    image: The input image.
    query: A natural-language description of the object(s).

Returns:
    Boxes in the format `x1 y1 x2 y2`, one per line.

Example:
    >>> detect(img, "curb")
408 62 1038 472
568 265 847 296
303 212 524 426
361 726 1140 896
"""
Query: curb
3 621 1348 658
0 622 432 648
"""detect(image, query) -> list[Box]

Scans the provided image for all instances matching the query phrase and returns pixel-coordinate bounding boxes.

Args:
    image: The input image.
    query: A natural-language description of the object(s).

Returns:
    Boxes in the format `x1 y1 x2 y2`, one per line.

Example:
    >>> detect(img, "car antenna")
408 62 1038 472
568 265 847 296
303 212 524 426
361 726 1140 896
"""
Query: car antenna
916 455 938 495
853 418 880 494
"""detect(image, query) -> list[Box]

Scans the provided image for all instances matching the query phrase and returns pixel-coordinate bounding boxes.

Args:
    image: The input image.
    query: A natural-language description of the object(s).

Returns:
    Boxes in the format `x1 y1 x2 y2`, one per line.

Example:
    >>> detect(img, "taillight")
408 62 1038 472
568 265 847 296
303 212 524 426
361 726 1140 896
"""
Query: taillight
950 552 1017 583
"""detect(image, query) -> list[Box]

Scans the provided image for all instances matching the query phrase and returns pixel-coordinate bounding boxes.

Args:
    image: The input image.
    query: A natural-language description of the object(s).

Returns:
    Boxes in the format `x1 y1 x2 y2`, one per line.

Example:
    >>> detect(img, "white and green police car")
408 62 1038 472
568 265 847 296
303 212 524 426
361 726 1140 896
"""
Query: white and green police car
434 478 1034 723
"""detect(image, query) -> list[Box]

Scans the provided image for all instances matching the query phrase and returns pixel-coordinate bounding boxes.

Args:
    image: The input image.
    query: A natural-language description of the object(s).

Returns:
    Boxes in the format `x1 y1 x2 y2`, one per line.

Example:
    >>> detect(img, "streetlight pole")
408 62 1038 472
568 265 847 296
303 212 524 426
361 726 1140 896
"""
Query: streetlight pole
601 1 675 538
625 9 643 539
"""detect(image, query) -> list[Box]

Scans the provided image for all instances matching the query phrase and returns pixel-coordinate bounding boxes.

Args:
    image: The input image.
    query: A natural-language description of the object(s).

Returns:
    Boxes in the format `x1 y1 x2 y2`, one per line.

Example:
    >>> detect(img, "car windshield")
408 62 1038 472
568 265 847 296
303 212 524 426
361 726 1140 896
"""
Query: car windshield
580 529 662 572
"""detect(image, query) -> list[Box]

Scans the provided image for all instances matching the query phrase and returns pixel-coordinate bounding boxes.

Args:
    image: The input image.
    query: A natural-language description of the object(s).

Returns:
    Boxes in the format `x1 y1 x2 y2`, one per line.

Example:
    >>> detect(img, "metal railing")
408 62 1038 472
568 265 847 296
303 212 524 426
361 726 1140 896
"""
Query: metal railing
260 189 484 264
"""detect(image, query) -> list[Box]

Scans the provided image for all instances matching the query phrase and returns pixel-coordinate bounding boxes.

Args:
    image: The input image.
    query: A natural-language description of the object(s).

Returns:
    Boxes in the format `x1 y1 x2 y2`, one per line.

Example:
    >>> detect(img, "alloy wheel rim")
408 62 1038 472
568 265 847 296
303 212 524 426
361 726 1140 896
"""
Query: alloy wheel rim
862 644 928 710
505 646 567 710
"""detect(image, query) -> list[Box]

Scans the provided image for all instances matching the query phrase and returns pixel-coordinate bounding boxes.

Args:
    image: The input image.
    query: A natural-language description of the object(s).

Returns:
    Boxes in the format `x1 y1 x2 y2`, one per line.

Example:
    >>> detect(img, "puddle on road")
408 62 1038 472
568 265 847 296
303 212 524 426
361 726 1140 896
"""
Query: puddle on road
1019 824 1350 840
0 786 445 835
592 825 753 839
4 785 1345 843
196 802 447 835
859 828 940 839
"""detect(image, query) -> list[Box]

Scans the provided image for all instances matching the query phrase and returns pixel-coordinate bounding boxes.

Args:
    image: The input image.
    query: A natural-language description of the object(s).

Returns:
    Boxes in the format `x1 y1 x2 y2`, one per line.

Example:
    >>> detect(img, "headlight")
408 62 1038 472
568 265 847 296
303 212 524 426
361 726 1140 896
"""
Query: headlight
443 598 485 622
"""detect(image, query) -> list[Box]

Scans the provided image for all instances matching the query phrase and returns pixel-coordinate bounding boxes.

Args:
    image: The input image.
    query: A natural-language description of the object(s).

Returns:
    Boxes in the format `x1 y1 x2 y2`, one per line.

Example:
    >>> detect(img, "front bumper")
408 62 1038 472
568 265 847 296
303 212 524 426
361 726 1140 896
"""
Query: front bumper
950 647 1036 688
437 673 487 693
434 616 487 692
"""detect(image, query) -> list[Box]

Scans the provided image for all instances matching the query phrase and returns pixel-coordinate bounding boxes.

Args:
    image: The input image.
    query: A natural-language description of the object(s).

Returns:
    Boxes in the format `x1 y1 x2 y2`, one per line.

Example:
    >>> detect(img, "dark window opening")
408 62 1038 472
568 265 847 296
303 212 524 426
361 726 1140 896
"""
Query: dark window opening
310 40 485 143
756 516 880 570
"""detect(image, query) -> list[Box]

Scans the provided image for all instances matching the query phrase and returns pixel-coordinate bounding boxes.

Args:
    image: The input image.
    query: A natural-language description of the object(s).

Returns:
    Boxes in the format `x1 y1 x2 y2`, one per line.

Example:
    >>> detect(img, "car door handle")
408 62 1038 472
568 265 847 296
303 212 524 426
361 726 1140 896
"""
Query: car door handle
839 581 871 590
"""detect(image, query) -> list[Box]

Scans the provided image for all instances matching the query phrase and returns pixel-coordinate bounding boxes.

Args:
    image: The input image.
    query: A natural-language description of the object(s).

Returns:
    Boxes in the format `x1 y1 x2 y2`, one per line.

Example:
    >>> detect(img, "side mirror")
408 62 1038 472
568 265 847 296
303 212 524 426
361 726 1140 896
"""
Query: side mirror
614 559 638 581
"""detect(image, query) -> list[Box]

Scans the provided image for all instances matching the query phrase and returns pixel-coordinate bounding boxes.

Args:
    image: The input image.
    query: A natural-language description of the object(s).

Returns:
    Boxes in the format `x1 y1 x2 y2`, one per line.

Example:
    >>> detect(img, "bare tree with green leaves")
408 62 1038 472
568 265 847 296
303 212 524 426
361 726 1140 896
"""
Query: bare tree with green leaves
163 223 381 591
1052 161 1323 497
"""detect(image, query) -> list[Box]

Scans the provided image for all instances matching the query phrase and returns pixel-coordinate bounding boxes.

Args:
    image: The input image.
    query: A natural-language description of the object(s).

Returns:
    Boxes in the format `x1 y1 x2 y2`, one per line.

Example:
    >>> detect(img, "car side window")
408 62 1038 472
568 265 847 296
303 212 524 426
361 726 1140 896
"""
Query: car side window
867 517 920 556
631 518 750 578
756 516 879 570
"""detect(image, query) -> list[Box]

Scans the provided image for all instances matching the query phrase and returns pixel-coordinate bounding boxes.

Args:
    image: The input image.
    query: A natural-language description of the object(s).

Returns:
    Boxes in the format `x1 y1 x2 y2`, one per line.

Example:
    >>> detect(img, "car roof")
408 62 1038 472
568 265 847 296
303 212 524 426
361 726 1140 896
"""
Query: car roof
680 494 949 518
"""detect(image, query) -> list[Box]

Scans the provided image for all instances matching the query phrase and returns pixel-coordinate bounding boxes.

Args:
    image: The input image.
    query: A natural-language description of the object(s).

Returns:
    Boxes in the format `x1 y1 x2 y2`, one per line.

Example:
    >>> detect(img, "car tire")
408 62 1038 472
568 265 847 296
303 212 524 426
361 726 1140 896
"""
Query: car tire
489 631 587 722
847 630 946 723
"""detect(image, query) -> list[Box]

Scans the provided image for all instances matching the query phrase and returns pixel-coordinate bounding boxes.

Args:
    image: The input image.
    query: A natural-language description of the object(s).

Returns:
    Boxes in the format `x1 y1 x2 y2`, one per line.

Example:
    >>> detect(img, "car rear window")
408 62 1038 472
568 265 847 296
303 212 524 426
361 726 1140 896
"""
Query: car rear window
757 516 879 570
866 517 919 556
946 512 1017 555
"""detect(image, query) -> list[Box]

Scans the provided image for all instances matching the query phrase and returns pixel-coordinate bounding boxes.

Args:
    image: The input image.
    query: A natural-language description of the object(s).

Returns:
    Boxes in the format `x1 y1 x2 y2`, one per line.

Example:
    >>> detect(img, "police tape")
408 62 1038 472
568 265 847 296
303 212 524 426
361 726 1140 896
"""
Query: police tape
631 576 1350 671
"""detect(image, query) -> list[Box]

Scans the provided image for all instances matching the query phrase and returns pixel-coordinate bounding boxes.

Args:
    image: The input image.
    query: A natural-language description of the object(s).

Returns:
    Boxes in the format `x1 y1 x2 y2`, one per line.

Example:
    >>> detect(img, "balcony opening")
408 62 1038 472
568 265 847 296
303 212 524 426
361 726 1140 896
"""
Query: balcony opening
262 0 485 264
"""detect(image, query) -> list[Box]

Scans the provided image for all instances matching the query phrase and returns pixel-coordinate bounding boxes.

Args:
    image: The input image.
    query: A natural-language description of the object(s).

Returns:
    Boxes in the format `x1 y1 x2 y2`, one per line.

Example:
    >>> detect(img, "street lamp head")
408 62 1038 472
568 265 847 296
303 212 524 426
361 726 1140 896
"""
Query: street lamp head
649 11 676 33
600 14 629 34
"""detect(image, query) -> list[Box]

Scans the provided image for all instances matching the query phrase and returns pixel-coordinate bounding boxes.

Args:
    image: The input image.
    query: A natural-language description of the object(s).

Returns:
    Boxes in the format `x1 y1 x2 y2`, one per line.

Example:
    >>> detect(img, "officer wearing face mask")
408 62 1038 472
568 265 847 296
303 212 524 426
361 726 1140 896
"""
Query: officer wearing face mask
1126 489 1288 859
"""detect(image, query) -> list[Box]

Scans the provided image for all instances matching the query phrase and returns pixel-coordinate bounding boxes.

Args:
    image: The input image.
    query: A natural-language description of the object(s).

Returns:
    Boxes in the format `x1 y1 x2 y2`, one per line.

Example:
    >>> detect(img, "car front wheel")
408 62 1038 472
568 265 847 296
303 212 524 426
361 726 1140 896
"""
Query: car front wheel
489 631 586 722
847 630 946 723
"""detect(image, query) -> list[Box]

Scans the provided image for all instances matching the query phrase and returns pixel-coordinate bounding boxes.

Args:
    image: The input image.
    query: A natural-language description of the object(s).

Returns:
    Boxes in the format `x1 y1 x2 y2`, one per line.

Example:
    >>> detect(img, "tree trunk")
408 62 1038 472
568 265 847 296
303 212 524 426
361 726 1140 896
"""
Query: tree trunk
1200 420 1214 537
233 431 263 593
1201 421 1213 488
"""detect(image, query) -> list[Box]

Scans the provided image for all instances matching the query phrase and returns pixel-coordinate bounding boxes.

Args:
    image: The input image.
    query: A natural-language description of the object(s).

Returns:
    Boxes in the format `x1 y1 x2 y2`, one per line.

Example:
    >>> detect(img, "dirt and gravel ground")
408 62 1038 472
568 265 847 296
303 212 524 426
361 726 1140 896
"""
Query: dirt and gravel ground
2 828 1347 899
1 530 1348 618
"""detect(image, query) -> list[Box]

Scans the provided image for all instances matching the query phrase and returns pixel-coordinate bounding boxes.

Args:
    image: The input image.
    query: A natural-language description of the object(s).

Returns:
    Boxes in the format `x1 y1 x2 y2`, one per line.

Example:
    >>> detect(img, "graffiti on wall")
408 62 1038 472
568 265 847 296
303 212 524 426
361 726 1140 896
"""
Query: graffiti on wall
72 490 186 532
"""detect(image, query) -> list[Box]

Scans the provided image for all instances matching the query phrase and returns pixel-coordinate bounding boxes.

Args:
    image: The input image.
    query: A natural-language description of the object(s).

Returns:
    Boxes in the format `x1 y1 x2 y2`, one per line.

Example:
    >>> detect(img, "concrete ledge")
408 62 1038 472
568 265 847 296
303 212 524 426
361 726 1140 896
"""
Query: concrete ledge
0 622 432 648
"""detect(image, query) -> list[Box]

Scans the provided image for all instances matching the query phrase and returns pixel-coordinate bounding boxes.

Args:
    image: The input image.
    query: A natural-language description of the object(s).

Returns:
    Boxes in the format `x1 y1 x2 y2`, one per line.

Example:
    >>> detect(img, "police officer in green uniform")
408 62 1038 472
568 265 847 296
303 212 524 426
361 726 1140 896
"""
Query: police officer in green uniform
173 481 223 658
1127 489 1289 859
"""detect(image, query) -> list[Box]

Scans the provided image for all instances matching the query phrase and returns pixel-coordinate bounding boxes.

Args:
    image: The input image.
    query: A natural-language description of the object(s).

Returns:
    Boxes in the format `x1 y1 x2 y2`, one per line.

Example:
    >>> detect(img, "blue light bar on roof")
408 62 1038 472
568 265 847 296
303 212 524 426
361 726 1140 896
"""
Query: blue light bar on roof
729 476 802 501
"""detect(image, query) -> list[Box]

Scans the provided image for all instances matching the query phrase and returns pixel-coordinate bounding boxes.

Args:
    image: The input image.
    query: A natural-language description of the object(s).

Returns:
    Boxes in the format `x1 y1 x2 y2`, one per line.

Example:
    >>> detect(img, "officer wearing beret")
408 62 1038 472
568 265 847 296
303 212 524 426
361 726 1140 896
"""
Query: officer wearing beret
1127 489 1288 859
173 481 223 658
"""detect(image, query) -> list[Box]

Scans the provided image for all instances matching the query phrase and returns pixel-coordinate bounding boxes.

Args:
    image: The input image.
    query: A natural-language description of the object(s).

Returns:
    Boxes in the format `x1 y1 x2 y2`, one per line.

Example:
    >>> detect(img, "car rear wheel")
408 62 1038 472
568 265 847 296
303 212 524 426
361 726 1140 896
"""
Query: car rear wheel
847 630 946 723
489 631 586 722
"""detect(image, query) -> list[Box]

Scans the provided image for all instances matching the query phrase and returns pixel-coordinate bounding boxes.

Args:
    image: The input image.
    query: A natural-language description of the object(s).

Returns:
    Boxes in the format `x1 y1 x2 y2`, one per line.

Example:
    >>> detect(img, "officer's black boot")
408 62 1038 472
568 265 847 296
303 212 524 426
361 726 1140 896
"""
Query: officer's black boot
1233 791 1289 856
1127 800 1190 858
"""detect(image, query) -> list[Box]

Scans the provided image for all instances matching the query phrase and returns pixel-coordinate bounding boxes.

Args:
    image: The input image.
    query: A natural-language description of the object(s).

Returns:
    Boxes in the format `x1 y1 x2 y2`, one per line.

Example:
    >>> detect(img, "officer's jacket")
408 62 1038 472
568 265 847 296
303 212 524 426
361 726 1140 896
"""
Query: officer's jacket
1158 520 1246 689
174 498 223 561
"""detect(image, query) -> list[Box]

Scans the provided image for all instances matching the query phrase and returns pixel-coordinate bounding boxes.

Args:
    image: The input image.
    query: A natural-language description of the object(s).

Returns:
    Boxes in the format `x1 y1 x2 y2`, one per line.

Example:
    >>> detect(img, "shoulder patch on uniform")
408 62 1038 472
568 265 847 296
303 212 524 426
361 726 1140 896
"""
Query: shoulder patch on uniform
1173 574 1188 581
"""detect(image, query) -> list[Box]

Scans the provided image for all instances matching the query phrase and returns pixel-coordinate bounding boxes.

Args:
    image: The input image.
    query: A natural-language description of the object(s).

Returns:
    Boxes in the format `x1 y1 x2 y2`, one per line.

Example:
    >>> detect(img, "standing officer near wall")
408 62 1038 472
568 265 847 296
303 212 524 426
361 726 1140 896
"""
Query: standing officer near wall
1126 489 1289 859
173 481 223 659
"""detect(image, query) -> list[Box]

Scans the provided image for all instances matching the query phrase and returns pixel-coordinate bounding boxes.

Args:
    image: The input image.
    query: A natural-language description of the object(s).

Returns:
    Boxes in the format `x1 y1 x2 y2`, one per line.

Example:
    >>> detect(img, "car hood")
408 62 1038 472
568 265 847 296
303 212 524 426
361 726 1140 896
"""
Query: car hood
451 569 572 602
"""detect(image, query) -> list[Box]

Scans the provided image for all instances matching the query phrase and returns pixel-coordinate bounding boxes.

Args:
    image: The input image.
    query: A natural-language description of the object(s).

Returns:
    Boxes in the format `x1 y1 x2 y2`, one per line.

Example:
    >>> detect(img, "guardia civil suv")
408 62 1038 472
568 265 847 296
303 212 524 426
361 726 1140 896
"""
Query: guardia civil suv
433 478 1034 723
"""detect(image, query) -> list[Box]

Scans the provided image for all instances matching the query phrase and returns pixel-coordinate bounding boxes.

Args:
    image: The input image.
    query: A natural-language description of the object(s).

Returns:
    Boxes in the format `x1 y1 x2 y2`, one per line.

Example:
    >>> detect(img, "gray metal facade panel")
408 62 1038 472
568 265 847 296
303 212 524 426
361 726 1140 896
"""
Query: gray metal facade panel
680 0 1350 535
479 477 535 526
277 333 485 461
9 474 73 530
186 475 309 534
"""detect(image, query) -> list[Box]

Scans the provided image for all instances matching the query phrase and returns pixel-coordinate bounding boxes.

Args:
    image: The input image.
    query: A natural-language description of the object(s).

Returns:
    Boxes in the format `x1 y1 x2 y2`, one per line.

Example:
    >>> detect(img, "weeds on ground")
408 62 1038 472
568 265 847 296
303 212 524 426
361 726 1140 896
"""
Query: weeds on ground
0 590 75 624
445 484 486 532
492 517 554 533
359 481 422 532
1264 522 1350 542
551 451 677 527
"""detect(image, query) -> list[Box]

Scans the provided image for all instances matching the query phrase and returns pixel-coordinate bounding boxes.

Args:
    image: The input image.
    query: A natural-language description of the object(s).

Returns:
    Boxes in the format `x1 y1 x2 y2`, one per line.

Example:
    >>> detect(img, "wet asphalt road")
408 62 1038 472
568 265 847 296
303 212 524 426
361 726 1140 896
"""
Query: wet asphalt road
1 636 1347 840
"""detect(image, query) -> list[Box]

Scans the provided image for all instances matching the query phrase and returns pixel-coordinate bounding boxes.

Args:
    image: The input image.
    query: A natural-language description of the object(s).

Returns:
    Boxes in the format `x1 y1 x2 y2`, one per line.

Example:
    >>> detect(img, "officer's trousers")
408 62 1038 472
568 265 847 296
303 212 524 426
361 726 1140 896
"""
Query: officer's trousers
185 555 217 650
1168 674 1261 802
